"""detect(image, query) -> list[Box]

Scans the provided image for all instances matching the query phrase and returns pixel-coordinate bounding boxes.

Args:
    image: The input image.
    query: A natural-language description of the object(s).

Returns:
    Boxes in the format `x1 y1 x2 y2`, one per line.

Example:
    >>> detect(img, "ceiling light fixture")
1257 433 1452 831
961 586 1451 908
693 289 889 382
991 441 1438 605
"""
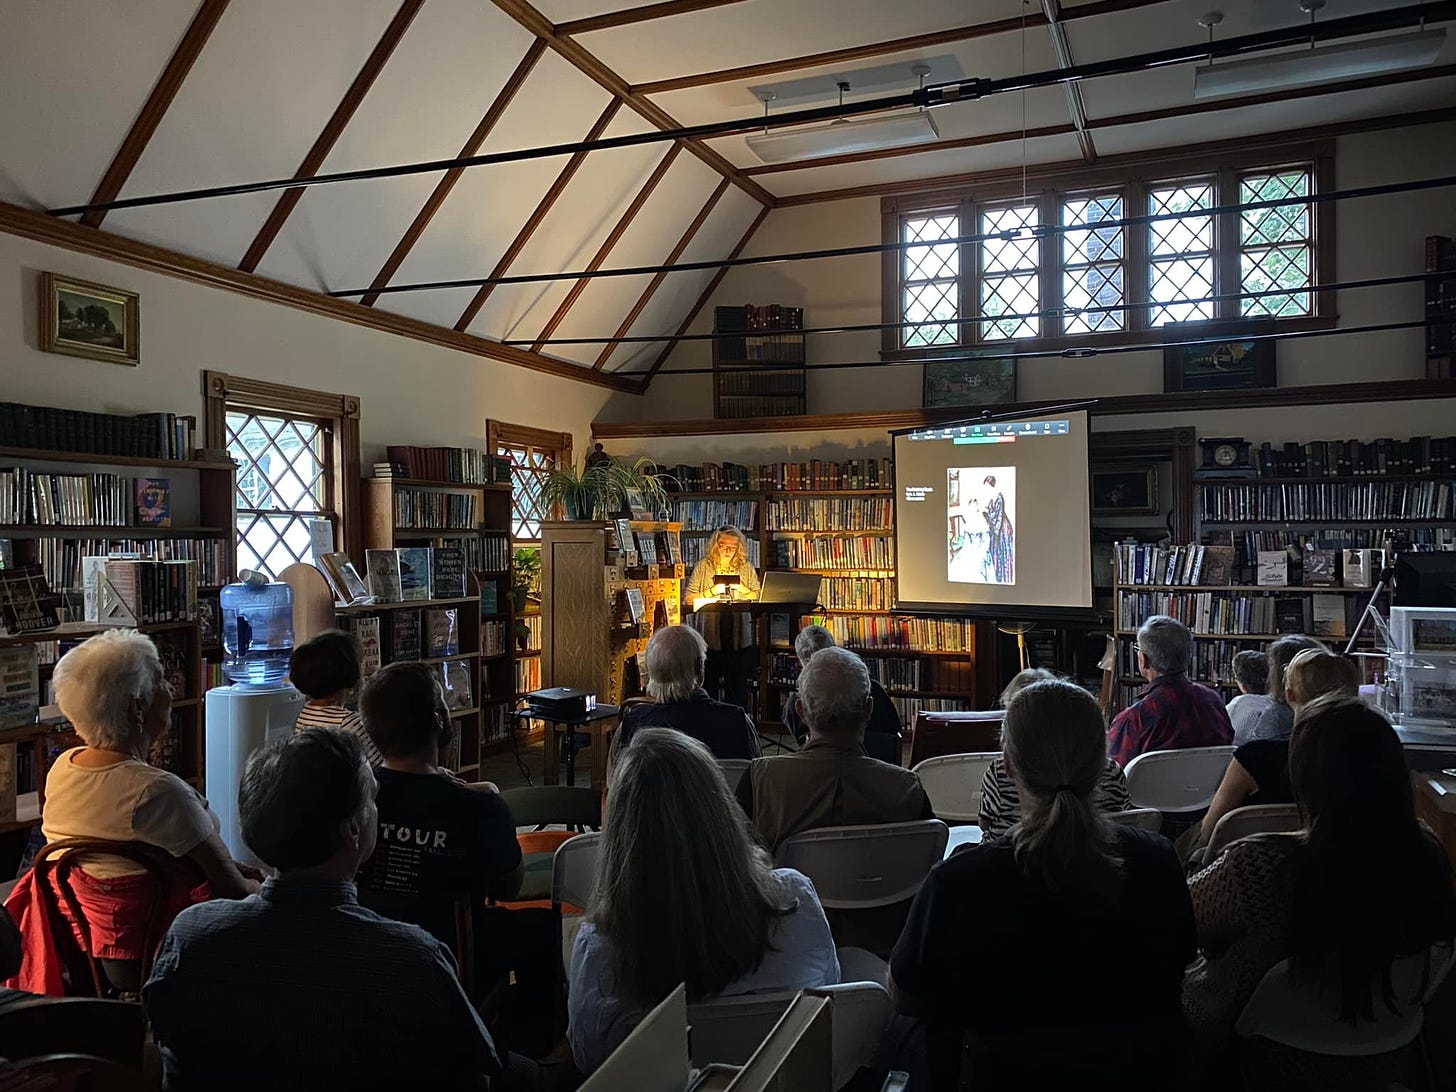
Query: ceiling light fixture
745 67 941 164
1193 0 1445 98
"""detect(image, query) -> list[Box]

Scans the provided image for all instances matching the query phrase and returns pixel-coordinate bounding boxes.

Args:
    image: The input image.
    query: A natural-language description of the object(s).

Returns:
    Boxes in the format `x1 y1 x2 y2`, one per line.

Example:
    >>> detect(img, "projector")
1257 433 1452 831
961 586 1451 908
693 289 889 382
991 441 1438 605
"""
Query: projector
525 686 594 719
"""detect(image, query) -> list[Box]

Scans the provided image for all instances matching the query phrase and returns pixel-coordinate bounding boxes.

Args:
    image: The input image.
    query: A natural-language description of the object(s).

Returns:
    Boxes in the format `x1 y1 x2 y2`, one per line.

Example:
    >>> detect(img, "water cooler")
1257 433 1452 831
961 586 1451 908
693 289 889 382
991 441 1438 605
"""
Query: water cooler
205 571 305 865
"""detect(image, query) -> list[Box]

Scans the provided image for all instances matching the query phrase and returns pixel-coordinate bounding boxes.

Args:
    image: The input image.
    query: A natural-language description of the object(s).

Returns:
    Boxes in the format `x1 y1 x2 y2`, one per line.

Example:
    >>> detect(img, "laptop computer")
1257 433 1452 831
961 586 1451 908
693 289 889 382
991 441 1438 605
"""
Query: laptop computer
758 571 823 606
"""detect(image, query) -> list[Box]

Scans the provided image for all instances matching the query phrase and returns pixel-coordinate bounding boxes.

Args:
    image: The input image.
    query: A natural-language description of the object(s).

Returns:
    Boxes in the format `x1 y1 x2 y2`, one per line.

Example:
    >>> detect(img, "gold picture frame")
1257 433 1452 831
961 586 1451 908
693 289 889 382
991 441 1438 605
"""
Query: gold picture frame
38 272 139 365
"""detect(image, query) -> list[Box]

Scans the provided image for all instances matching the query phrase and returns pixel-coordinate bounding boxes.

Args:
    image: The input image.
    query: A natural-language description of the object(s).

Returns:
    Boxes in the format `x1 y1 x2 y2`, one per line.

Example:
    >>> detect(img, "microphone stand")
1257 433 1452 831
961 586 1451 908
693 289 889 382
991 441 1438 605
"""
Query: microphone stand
1343 564 1396 657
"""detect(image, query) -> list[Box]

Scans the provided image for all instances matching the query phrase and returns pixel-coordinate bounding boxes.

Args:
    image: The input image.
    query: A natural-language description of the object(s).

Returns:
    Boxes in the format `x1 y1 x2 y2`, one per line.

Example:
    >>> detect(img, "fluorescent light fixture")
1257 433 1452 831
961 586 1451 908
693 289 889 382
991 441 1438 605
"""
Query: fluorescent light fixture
745 111 941 164
1193 29 1446 98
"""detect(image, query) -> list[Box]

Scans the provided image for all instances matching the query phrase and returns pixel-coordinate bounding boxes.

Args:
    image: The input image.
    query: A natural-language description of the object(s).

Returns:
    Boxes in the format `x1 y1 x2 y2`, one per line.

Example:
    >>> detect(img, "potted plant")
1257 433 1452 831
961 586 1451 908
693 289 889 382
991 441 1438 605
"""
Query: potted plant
621 456 678 519
511 546 541 649
540 459 629 520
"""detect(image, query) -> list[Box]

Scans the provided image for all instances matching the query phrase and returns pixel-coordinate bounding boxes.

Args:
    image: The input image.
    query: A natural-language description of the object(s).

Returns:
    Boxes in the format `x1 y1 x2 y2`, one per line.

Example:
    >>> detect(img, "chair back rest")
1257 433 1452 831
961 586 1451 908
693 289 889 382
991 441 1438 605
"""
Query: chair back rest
1235 941 1455 1056
774 820 949 910
552 831 601 911
724 991 832 1092
907 711 1003 768
1106 807 1164 833
1402 743 1456 772
910 753 999 823
1204 804 1303 861
716 759 751 794
0 1053 149 1090
1123 747 1235 813
578 983 690 1092
0 997 145 1069
499 786 602 830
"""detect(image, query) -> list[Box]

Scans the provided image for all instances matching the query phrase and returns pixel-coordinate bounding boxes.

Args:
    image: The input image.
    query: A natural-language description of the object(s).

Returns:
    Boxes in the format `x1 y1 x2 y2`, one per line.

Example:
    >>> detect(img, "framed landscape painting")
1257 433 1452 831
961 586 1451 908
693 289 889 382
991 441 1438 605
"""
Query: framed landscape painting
923 356 1016 409
39 273 139 365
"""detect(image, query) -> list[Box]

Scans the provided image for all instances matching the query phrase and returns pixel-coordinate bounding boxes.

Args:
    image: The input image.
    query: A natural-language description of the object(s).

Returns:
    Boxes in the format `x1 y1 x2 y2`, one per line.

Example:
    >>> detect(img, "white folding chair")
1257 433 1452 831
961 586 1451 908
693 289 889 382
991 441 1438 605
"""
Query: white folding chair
578 983 690 1092
774 820 949 911
1106 807 1164 832
552 831 601 975
1204 804 1302 862
1124 746 1235 816
717 758 751 794
911 753 999 824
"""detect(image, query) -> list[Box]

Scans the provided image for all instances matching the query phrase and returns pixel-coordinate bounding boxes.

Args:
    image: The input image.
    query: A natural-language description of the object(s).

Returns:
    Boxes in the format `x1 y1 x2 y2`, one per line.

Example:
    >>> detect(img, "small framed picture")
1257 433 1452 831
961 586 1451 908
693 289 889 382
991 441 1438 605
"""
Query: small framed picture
39 273 140 365
1091 464 1159 516
623 489 653 521
1162 319 1274 392
923 355 1016 409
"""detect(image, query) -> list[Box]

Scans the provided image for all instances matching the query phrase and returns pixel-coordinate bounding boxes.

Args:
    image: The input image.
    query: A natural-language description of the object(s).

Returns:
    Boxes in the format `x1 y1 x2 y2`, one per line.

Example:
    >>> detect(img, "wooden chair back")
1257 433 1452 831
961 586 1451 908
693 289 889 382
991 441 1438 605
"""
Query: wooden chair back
906 711 1003 768
0 997 145 1069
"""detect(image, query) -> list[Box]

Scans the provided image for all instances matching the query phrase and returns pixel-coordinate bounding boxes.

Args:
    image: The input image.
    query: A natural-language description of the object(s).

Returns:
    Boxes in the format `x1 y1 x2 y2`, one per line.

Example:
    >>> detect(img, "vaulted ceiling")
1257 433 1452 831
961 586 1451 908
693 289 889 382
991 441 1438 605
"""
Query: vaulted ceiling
2 0 1452 388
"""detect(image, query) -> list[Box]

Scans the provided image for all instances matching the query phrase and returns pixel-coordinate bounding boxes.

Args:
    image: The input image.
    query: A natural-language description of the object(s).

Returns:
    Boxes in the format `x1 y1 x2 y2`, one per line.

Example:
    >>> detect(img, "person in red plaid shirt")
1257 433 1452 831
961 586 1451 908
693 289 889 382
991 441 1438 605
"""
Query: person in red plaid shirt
1108 615 1232 768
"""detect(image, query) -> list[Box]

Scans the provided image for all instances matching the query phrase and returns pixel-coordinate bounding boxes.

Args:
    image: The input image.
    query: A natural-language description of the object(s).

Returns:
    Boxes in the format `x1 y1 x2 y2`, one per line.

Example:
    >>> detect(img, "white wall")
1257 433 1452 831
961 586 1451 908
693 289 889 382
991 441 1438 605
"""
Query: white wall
0 232 615 461
596 118 1456 437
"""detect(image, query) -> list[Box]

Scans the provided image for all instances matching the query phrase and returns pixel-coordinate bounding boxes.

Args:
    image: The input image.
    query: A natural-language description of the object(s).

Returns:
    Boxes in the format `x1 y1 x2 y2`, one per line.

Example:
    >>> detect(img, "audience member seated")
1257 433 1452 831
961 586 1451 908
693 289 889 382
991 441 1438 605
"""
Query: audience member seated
1183 698 1456 1078
355 662 523 943
1225 650 1272 744
1240 634 1324 745
289 629 380 765
144 728 508 1092
892 679 1195 1090
1182 650 1359 864
737 647 931 854
1107 615 1233 768
6 631 257 996
782 625 901 764
978 669 1131 841
568 728 838 1075
613 626 759 760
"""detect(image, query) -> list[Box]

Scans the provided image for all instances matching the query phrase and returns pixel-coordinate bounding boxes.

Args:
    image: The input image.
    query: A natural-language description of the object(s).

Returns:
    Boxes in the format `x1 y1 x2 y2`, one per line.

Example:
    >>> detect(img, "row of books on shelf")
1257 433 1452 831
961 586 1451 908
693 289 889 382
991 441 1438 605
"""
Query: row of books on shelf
1223 528 1456 569
800 614 978 651
519 614 541 649
768 651 972 693
1428 235 1455 357
766 497 892 532
1244 436 1456 478
382 446 511 485
774 536 892 570
484 704 512 744
482 620 508 656
404 533 508 575
620 527 682 567
392 489 478 531
1117 542 1382 588
684 535 759 568
1 469 179 528
337 609 466 667
714 304 805 332
670 499 760 531
0 402 197 461
354 547 469 605
667 459 893 493
84 558 198 625
0 646 38 730
26 537 227 591
1198 481 1455 522
1116 590 1368 637
819 576 895 612
515 657 541 695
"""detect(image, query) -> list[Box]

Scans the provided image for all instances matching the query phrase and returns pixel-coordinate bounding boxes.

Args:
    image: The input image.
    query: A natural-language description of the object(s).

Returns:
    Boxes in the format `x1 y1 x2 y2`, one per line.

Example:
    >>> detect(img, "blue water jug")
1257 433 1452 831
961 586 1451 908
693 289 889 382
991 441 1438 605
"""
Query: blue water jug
220 571 294 687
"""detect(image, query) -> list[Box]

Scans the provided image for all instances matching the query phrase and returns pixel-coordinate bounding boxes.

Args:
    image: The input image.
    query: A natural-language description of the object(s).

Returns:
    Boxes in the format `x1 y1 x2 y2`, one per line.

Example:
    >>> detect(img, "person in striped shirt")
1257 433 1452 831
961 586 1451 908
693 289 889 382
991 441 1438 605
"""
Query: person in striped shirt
978 668 1131 841
289 630 382 767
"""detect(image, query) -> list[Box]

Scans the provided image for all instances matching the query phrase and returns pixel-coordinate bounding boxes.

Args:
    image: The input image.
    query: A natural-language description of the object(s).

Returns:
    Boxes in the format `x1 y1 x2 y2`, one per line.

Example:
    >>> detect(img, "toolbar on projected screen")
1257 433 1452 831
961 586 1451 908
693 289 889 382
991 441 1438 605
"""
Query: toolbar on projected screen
908 420 1071 445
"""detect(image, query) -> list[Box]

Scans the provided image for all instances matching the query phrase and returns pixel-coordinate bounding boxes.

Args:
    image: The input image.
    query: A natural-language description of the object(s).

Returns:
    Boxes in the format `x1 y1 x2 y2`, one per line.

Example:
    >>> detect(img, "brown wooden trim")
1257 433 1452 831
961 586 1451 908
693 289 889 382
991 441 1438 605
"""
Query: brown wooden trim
642 202 773 380
454 101 621 332
592 178 731 370
361 40 547 307
630 0 1172 96
2 202 640 392
556 0 749 35
238 0 424 272
490 0 773 208
1090 427 1196 540
80 0 231 229
494 420 573 452
530 143 683 352
592 379 1456 439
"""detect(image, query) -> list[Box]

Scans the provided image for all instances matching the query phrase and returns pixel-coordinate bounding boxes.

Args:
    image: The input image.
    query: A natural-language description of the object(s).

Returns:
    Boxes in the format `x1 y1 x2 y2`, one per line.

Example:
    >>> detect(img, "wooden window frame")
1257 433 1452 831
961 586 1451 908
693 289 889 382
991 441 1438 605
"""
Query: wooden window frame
880 141 1336 361
488 420 572 544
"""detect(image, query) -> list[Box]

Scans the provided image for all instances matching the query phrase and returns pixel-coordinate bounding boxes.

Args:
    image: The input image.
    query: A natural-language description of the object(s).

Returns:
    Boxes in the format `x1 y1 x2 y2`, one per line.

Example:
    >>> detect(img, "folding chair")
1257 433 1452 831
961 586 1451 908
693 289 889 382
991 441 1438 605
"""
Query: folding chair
717 758 751 795
1106 807 1164 832
1203 804 1302 862
1123 747 1235 817
0 996 145 1070
774 821 949 911
911 753 999 824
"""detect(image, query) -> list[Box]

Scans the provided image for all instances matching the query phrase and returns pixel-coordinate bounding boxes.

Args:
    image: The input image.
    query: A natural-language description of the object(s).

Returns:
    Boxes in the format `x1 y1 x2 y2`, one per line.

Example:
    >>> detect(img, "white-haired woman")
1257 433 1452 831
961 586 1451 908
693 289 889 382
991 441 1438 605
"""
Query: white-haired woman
568 728 838 1074
684 525 761 709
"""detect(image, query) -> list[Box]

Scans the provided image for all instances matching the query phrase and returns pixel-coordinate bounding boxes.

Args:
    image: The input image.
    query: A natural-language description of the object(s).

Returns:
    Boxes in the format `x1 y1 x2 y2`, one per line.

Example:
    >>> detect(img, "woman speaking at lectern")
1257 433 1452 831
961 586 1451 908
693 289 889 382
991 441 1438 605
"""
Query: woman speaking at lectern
685 526 760 710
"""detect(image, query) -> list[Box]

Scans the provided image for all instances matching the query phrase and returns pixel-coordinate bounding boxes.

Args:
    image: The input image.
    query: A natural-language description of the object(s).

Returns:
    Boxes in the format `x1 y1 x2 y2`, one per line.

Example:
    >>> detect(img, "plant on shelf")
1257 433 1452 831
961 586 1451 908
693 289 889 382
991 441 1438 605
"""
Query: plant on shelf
622 456 678 519
539 456 678 520
511 546 541 649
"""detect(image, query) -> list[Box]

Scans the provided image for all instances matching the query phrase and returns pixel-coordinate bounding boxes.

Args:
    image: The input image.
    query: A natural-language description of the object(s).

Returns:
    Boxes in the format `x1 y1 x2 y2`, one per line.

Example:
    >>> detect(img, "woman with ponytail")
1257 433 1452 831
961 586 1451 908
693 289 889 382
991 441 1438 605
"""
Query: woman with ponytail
891 679 1194 1089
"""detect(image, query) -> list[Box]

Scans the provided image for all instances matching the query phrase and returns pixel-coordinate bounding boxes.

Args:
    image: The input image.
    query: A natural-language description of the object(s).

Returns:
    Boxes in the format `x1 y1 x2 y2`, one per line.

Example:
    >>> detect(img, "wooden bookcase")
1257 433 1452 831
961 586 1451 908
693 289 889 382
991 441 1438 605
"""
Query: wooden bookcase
362 476 516 754
712 305 806 420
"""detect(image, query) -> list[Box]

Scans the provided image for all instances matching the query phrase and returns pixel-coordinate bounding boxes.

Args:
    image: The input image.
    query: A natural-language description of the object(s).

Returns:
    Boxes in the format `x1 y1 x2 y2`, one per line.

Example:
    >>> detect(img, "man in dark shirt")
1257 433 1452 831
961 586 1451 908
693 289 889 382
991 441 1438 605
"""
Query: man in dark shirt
782 625 901 764
144 728 500 1092
1108 614 1233 768
615 625 760 760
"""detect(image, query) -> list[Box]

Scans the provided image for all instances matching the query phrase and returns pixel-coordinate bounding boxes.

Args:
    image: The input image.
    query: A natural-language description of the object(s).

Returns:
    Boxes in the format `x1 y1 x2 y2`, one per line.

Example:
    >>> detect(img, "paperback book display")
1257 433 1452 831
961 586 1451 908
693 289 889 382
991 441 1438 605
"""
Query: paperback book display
396 547 432 601
425 608 459 657
0 647 39 730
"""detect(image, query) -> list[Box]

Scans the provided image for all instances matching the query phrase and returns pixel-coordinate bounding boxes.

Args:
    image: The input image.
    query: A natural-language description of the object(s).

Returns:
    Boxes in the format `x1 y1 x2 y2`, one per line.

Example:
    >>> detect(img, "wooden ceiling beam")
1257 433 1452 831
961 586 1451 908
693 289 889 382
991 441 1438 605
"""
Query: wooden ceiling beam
1042 0 1097 163
593 178 731 370
630 0 1172 96
361 39 547 307
238 0 425 273
556 0 749 36
80 0 231 229
530 144 684 353
490 0 773 207
641 202 772 381
454 101 622 332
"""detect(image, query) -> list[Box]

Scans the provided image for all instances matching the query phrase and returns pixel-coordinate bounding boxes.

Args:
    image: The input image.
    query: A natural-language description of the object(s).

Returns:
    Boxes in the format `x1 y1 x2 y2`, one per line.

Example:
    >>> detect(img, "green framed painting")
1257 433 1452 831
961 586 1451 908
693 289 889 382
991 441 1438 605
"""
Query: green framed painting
923 357 1016 409
39 272 139 365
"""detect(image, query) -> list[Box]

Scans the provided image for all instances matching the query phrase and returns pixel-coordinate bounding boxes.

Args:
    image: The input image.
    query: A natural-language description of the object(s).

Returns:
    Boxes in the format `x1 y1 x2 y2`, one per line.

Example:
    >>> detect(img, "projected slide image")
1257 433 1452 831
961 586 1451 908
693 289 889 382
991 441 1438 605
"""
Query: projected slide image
947 467 1016 585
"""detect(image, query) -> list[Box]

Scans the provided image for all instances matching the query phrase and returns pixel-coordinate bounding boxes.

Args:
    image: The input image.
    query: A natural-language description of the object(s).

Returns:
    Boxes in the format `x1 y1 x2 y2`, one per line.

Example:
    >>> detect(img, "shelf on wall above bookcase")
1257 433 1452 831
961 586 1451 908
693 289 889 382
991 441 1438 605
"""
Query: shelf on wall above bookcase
0 525 228 538
335 596 477 614
0 446 236 472
1199 474 1456 486
1117 584 1375 593
1202 520 1456 527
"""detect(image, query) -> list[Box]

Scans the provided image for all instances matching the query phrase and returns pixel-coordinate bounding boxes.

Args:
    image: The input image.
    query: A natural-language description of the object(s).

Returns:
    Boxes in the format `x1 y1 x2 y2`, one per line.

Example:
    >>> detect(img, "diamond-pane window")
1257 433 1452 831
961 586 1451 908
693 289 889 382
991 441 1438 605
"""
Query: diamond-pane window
980 204 1040 341
498 442 558 542
1239 169 1312 317
1148 181 1215 326
901 213 960 347
225 411 330 579
1062 193 1125 334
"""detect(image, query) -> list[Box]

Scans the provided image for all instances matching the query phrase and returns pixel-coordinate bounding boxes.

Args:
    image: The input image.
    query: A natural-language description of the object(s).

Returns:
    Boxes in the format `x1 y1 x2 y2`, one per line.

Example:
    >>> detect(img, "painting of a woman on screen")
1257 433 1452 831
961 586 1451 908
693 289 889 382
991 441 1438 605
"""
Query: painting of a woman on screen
946 467 1016 585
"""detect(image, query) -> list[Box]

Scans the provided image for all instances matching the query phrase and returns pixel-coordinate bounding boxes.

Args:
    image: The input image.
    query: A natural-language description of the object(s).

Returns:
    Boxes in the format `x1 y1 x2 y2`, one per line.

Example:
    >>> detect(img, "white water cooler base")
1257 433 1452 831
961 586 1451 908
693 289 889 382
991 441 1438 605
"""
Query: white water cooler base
205 684 306 866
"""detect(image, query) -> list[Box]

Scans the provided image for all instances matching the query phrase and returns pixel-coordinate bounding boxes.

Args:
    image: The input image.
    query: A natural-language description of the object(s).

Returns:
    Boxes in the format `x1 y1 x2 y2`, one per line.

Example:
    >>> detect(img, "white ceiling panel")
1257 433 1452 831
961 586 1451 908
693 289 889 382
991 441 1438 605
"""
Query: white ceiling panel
584 0 1033 86
103 0 401 267
367 283 486 332
0 0 198 208
532 0 650 21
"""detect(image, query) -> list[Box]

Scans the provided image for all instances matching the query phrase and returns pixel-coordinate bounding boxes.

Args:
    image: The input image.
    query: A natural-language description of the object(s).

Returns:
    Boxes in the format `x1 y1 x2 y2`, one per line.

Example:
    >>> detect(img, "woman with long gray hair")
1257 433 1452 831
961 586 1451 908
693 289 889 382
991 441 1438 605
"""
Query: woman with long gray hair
567 728 838 1074
891 679 1194 1088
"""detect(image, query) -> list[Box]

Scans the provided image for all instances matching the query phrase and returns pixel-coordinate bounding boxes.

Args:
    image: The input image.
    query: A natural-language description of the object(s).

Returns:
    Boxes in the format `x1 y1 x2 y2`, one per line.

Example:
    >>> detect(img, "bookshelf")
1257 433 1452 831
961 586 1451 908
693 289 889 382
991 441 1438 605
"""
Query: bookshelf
713 305 806 420
1428 234 1454 380
363 471 516 755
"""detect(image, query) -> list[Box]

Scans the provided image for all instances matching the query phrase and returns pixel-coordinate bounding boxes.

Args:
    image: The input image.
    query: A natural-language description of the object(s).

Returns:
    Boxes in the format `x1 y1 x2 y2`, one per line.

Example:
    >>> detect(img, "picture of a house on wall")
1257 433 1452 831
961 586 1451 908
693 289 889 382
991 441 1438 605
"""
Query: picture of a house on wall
39 272 139 365
924 358 1016 408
